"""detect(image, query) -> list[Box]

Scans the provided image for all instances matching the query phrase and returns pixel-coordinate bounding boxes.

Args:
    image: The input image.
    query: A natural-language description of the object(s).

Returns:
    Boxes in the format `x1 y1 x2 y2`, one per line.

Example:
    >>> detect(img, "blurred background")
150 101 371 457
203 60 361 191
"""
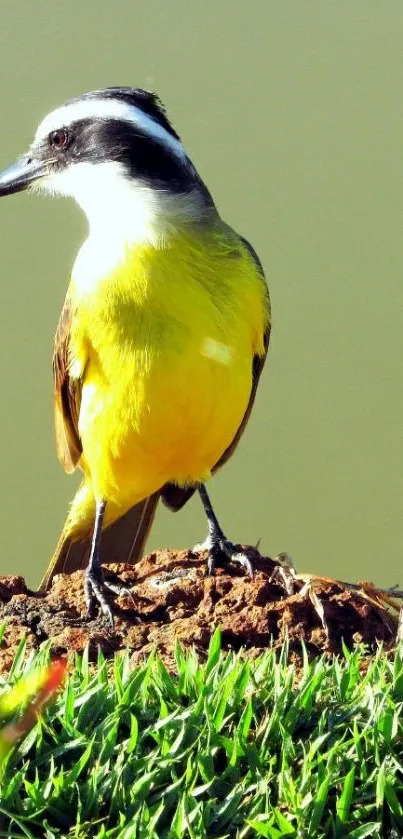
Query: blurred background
0 1 402 588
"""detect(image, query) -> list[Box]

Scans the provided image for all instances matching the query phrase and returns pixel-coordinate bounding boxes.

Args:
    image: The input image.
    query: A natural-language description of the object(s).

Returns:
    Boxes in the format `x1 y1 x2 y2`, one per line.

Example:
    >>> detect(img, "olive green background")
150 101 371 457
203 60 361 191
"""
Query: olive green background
0 2 402 588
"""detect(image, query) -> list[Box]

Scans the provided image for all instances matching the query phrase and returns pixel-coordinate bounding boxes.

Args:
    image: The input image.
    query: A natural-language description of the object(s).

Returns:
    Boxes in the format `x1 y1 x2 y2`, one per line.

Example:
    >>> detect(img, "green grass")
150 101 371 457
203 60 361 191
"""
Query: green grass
1 631 403 838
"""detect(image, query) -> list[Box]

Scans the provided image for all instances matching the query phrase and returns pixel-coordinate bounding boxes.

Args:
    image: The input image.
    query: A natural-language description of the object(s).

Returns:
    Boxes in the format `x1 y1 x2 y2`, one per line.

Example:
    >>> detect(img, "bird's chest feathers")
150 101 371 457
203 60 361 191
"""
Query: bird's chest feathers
69 230 265 391
68 229 266 471
70 237 186 382
72 234 131 296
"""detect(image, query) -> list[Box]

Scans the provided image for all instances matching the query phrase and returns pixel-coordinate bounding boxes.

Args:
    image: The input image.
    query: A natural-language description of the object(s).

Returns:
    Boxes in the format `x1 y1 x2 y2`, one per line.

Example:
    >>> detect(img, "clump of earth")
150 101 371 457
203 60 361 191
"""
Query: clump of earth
0 547 399 673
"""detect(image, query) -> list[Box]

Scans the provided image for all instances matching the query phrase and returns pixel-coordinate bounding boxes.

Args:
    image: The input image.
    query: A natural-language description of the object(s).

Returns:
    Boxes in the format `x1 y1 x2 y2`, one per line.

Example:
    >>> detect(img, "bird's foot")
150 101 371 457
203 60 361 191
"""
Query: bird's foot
84 567 135 627
269 552 296 596
194 532 253 577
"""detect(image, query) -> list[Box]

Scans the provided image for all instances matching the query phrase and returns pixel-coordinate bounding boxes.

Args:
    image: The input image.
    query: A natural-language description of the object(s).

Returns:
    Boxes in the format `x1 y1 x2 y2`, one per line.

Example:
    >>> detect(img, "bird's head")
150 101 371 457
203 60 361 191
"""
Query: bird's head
0 87 214 240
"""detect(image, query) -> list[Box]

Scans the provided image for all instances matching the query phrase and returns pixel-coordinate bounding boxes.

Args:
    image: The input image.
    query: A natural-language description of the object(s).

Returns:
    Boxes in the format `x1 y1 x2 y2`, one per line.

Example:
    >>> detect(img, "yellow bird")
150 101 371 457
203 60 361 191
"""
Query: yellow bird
0 88 270 621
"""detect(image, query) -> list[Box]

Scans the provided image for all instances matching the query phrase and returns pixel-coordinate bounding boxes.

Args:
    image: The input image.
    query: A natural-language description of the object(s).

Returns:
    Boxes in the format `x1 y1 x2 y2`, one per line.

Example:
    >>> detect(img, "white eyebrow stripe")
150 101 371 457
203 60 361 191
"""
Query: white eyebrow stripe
35 98 187 160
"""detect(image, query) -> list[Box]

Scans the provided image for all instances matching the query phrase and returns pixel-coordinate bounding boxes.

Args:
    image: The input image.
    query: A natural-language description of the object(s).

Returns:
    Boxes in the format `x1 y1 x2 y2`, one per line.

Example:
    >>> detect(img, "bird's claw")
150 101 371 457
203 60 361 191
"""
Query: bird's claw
207 537 254 577
269 553 296 596
84 569 114 626
84 569 135 627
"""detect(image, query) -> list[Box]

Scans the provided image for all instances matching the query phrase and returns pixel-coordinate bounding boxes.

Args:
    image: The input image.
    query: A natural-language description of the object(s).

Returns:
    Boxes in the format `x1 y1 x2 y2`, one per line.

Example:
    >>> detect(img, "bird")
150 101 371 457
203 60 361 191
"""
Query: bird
0 87 270 622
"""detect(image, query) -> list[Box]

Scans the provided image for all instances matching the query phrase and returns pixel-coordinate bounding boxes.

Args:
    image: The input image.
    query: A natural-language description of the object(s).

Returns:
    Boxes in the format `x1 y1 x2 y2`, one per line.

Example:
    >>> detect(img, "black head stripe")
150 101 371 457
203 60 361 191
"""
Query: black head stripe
66 117 189 192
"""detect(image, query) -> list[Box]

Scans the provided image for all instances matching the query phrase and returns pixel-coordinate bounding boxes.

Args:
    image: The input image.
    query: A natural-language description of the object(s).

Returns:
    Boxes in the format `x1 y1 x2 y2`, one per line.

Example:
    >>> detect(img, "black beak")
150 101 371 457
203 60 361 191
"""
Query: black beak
0 156 48 196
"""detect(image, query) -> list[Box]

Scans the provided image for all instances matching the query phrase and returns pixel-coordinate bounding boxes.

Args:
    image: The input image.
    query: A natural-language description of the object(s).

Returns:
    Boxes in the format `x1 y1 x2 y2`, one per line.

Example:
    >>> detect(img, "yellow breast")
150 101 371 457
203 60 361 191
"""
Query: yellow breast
69 222 269 507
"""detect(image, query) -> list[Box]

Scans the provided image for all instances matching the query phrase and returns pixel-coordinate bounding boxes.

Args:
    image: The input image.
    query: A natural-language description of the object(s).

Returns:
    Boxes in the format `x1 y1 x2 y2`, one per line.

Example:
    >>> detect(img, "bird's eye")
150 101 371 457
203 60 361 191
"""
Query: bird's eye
49 128 69 150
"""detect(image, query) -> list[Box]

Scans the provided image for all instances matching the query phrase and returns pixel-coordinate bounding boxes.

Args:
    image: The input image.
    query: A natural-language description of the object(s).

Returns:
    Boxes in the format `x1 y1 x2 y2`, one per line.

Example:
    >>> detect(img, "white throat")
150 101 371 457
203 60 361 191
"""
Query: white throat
42 160 189 243
38 160 203 294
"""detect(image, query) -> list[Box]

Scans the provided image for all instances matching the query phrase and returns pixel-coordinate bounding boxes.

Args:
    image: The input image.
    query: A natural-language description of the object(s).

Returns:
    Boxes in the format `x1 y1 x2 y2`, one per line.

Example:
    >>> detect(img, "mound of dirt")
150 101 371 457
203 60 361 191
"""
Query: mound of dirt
0 548 399 673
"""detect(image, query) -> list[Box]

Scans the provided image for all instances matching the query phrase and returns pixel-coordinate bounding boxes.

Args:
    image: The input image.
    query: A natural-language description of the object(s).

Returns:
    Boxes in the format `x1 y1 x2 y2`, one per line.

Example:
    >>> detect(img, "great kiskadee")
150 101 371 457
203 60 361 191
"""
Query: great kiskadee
0 88 270 622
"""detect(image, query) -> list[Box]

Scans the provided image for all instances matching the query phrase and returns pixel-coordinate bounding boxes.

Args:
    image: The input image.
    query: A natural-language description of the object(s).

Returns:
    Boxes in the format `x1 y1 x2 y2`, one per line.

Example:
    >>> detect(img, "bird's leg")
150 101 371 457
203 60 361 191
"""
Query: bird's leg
84 498 134 625
197 484 253 577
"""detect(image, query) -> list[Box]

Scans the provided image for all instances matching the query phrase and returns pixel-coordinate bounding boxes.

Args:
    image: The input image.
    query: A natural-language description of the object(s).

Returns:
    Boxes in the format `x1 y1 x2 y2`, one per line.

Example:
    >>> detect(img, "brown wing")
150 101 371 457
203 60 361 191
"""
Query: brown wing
53 296 83 473
162 235 270 512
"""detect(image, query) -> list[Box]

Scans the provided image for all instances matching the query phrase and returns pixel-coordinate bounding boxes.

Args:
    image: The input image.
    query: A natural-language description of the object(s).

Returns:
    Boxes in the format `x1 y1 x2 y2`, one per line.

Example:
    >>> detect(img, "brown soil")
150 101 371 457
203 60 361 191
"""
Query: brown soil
0 548 399 673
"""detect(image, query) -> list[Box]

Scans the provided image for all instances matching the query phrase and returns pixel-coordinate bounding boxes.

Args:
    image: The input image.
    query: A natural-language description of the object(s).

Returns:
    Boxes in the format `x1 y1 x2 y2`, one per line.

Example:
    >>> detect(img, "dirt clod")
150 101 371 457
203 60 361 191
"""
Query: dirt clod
0 548 398 673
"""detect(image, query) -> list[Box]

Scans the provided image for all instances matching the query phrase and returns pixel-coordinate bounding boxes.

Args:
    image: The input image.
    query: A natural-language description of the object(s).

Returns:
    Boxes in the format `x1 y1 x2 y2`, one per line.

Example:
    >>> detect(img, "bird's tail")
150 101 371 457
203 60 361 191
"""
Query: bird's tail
38 491 160 592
